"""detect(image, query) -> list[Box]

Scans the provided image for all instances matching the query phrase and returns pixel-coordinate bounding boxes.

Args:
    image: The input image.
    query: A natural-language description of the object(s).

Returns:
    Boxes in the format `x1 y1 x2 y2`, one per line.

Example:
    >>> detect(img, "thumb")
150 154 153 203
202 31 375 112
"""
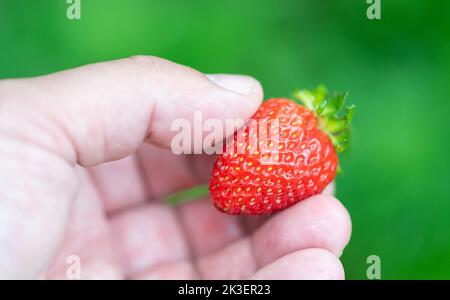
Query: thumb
0 55 263 166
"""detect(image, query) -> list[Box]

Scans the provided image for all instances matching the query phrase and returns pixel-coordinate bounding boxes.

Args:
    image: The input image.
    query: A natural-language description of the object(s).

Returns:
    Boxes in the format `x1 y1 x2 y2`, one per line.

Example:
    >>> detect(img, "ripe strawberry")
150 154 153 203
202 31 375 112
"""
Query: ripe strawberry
209 86 355 215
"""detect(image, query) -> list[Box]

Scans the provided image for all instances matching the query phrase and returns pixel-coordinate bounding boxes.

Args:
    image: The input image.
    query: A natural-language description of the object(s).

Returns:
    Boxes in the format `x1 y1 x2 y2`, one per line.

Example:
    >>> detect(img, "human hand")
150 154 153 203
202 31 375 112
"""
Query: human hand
0 56 351 279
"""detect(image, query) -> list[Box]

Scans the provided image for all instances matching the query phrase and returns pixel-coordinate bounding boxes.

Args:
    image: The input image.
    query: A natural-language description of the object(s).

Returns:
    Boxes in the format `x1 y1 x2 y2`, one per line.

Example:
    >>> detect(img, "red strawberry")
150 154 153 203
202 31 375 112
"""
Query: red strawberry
209 86 355 215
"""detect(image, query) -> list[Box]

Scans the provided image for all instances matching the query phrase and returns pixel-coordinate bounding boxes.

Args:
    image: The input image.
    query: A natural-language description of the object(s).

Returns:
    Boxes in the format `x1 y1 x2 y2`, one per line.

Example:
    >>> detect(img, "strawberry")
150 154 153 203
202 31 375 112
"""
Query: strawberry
209 86 355 215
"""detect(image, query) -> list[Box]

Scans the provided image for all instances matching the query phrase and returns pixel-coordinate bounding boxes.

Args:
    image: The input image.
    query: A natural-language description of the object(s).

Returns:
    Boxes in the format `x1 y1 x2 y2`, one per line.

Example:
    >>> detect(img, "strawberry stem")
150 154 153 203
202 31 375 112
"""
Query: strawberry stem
164 184 209 206
293 85 355 153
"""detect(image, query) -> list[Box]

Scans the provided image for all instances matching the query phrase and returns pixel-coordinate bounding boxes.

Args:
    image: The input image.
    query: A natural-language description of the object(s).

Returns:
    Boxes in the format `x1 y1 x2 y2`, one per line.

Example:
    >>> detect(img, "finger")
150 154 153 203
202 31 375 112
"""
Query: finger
0 56 263 166
251 248 345 280
241 215 271 234
136 144 206 201
194 195 351 279
196 238 257 279
88 155 148 213
322 181 335 196
131 261 198 280
177 198 245 258
91 144 214 215
251 195 351 267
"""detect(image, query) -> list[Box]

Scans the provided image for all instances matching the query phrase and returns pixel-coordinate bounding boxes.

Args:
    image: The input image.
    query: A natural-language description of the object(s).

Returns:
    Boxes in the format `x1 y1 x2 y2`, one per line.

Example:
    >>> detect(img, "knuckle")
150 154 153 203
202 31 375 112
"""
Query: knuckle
128 55 162 70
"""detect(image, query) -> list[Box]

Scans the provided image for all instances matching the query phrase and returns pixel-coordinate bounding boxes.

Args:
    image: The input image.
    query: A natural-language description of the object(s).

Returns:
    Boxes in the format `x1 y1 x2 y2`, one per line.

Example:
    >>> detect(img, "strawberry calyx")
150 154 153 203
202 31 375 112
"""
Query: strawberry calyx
293 85 355 153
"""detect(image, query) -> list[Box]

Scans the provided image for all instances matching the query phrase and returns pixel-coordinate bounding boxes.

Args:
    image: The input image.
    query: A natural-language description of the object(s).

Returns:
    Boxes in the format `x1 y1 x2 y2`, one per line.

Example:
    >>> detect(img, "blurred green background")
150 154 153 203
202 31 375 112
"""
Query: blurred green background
1 0 449 279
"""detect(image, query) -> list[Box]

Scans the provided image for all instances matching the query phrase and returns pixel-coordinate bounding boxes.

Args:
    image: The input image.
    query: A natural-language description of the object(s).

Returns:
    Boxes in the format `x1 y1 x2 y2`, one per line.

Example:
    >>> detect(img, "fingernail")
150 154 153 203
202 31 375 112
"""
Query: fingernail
207 74 259 96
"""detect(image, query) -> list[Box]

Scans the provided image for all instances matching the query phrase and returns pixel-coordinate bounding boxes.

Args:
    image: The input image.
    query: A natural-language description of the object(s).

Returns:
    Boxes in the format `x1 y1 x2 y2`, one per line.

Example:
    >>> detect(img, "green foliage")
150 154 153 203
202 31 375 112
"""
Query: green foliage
165 184 209 206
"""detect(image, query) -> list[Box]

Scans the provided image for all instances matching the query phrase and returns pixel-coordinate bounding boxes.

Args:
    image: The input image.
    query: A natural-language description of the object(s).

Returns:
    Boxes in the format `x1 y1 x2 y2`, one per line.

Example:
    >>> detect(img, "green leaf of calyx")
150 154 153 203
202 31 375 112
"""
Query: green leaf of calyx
293 85 356 154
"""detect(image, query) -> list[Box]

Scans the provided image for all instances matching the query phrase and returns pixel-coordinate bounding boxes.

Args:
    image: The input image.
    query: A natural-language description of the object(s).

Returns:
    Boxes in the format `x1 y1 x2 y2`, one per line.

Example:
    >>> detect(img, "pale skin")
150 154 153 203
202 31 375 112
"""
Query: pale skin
0 56 351 279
